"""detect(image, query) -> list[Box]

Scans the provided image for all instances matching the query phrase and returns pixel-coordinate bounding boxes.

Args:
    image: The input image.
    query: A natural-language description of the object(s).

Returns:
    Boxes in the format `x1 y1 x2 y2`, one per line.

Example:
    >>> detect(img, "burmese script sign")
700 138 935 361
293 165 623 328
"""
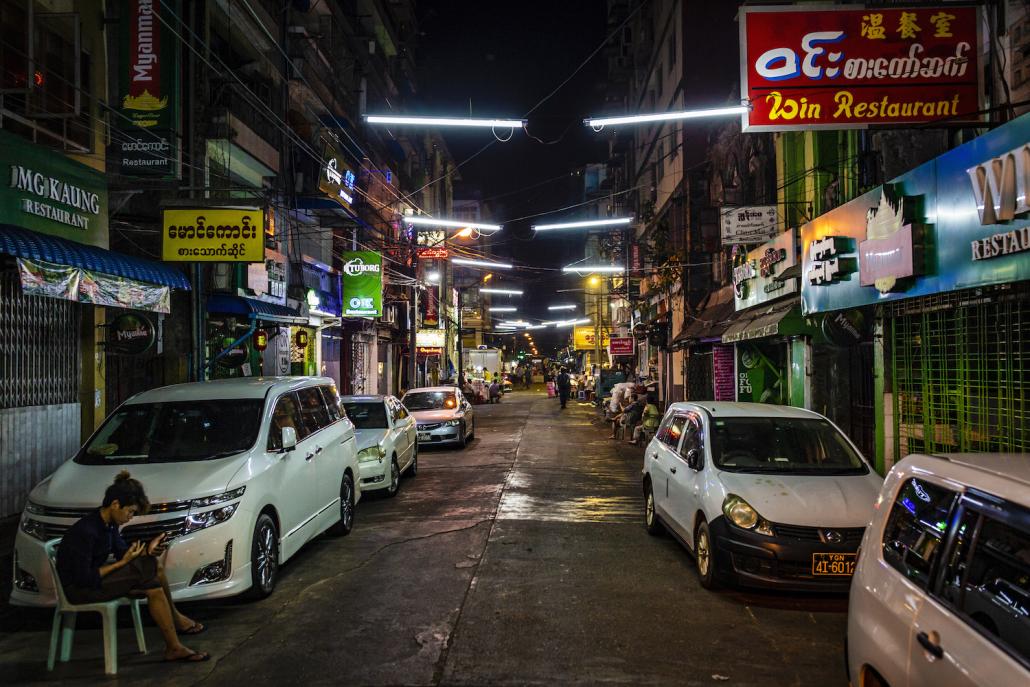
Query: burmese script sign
740 5 981 131
162 208 265 262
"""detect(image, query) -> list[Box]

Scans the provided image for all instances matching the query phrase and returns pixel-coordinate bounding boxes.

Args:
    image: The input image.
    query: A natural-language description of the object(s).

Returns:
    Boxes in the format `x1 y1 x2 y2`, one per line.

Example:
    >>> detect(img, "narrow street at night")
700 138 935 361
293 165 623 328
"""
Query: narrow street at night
1 390 847 686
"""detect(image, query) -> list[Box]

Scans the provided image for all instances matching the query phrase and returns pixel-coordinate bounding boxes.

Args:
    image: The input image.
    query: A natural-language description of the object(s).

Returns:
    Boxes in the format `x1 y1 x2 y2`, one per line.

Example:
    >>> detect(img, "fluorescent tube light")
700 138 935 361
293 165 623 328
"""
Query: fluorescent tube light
405 216 502 233
533 218 633 231
585 105 749 128
489 307 518 313
547 304 577 311
480 288 523 295
366 115 525 129
562 265 625 273
452 258 513 269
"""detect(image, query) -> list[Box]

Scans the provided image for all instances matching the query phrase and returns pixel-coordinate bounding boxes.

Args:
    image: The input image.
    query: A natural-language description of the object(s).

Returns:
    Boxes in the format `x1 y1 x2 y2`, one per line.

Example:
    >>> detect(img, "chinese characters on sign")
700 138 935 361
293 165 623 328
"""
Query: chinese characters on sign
740 5 980 131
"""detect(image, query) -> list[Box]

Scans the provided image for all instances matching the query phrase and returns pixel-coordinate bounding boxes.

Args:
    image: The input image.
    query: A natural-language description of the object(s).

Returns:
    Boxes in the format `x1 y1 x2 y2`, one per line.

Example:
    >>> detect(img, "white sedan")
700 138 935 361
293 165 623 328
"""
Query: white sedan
341 395 417 497
642 402 882 591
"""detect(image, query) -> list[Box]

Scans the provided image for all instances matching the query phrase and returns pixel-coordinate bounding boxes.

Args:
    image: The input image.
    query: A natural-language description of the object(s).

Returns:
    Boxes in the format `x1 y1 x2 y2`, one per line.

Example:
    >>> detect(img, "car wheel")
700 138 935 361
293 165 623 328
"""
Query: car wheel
386 456 400 497
695 518 719 589
644 481 663 536
458 421 467 449
329 473 355 536
248 514 278 599
408 444 418 477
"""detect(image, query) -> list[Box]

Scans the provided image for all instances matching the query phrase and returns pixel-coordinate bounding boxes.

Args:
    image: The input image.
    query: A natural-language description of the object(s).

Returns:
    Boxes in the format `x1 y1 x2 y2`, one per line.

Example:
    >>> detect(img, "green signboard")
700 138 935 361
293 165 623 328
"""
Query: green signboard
115 0 180 177
341 251 383 317
0 128 108 248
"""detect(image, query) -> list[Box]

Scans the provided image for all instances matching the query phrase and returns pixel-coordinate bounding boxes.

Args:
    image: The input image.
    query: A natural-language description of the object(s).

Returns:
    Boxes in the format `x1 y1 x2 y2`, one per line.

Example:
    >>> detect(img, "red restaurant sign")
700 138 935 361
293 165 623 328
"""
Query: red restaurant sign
417 246 448 259
740 5 980 131
609 337 635 357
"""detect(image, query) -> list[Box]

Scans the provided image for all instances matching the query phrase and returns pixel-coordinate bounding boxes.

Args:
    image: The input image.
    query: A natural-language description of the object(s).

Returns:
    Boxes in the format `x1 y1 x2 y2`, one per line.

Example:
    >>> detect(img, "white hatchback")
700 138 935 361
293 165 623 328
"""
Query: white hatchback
341 395 418 496
847 453 1030 687
11 377 360 606
642 402 882 591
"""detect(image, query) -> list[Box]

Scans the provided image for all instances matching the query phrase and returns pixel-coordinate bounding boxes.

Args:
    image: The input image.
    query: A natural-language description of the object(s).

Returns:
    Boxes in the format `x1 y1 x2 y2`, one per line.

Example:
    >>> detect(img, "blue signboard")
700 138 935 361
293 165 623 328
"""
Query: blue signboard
801 113 1030 314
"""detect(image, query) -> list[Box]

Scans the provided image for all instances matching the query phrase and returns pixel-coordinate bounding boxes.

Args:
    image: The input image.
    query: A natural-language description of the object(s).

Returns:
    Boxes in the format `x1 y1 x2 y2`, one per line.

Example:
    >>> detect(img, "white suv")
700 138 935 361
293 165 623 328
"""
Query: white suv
11 377 360 606
847 453 1030 687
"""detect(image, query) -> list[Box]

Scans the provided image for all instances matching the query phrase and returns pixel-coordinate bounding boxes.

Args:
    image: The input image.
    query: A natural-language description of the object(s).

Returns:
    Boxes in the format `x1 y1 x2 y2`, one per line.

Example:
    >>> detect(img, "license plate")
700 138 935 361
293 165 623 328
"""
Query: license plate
418 432 431 441
812 552 856 576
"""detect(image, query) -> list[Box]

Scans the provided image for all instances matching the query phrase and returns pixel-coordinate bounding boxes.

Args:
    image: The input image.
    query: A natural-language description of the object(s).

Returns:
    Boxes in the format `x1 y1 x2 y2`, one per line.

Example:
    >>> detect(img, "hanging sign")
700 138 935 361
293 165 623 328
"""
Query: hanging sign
107 313 156 355
821 310 868 347
115 0 181 177
740 5 981 131
215 337 249 369
341 251 383 316
162 208 265 262
318 143 357 208
609 337 635 357
573 327 611 351
417 246 449 259
416 328 446 348
721 206 779 245
733 229 798 310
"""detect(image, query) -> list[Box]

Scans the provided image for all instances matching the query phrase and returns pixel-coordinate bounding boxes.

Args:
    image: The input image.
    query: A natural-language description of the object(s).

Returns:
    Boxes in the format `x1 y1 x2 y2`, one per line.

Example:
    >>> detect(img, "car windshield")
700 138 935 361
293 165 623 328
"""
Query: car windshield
76 400 264 464
710 417 867 475
343 402 388 429
402 391 457 411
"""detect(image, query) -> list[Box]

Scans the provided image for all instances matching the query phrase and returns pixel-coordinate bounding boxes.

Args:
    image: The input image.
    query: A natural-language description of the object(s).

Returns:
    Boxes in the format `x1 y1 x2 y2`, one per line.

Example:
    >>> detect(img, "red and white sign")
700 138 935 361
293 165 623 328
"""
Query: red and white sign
740 5 980 131
417 246 448 259
609 337 635 357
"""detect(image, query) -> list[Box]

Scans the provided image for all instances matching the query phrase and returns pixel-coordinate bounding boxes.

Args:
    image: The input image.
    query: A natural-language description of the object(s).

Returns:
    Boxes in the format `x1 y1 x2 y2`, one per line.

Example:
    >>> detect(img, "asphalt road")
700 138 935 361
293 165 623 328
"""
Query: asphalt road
0 390 849 686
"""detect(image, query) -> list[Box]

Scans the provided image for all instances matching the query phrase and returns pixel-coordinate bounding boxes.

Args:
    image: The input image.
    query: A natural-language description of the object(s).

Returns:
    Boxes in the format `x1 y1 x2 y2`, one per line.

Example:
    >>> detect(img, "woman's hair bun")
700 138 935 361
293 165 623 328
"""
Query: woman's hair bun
115 470 132 482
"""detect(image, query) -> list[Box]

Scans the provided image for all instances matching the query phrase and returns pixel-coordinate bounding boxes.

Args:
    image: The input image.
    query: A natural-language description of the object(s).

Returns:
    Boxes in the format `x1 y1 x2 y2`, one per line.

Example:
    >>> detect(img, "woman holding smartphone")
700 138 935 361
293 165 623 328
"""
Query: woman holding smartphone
55 471 210 663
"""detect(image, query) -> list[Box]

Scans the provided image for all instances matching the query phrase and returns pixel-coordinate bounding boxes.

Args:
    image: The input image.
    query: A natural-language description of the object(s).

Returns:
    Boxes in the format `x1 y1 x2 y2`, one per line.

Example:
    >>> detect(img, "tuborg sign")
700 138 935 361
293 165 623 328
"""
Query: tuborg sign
341 251 382 317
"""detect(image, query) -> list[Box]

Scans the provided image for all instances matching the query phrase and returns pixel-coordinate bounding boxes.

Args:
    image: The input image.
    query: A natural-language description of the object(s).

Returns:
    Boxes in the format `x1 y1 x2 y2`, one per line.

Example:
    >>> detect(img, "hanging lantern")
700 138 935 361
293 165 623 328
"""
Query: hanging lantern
295 329 310 349
253 329 269 352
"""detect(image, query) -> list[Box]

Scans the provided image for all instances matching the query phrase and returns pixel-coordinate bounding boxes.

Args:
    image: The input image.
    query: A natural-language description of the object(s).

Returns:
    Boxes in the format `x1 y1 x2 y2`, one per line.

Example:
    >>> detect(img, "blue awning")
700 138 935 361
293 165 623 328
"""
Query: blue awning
0 224 190 289
207 294 308 325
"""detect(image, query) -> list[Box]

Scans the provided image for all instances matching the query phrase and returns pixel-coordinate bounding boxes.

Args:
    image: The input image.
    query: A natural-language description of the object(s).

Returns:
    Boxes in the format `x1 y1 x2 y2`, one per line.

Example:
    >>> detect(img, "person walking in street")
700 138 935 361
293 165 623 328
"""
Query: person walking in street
557 367 572 409
524 367 533 390
56 471 210 663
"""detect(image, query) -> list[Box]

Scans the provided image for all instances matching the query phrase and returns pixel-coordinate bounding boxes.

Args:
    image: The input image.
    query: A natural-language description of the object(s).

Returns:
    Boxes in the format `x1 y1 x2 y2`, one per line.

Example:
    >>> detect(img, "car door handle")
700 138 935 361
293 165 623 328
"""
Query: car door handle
314 446 323 454
670 466 677 474
304 452 314 461
916 631 944 660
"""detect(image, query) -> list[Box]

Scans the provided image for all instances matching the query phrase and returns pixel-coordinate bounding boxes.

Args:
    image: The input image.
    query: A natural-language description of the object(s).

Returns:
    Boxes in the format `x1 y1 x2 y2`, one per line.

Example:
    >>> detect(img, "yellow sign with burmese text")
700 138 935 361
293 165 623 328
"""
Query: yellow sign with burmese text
162 208 265 262
573 326 610 351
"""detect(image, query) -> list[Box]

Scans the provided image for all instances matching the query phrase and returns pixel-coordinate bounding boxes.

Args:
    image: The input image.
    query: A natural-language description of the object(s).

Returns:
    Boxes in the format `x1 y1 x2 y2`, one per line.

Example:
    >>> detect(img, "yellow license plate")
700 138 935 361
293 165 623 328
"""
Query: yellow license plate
812 553 856 576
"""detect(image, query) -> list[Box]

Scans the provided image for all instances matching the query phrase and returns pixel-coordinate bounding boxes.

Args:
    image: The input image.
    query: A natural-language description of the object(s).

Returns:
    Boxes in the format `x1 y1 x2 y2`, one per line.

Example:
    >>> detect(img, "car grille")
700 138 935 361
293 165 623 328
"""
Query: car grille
773 523 865 546
31 499 191 517
417 423 442 431
32 517 188 544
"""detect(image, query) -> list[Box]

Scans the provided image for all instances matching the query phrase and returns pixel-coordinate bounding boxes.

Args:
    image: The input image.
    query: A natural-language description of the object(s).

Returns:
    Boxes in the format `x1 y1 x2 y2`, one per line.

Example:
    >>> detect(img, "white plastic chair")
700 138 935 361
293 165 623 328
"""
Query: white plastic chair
44 539 147 675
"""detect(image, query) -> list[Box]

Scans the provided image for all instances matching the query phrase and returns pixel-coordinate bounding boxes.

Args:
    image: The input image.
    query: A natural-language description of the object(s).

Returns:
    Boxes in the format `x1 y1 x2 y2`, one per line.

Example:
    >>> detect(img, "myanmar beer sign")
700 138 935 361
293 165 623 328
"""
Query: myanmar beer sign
740 5 981 131
116 0 180 177
341 251 383 317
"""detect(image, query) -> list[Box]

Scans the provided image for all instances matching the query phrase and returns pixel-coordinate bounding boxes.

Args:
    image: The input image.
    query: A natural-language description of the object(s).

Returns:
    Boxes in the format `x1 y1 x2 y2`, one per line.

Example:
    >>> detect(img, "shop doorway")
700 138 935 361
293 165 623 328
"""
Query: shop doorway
811 342 875 461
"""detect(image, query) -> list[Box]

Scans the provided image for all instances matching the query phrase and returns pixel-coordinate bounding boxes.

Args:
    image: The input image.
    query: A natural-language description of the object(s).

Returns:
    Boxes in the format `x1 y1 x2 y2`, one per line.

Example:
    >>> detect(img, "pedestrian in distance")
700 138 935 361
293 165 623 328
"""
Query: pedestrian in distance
55 471 210 663
489 379 502 403
557 367 572 409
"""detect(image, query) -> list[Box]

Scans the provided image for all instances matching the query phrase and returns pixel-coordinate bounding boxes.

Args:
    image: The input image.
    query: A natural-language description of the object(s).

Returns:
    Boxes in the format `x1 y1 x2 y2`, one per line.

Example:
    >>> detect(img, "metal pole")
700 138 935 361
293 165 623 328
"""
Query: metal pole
408 284 418 391
457 287 463 385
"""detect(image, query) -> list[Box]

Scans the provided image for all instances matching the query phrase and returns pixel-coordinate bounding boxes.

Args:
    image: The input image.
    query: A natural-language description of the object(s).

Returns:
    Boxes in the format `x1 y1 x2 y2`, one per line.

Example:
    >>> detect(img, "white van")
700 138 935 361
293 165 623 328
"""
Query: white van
11 377 360 606
847 453 1030 687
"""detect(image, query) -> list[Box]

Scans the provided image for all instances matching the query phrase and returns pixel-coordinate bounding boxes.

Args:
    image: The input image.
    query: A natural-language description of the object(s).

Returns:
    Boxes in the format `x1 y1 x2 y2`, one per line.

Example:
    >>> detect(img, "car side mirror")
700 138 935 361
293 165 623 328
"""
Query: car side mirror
685 448 703 471
281 426 297 452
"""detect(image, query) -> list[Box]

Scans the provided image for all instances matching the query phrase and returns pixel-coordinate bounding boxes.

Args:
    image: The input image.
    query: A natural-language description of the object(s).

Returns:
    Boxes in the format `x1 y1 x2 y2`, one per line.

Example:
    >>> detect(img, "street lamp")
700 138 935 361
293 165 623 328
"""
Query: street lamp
405 216 503 234
365 114 525 129
584 105 749 129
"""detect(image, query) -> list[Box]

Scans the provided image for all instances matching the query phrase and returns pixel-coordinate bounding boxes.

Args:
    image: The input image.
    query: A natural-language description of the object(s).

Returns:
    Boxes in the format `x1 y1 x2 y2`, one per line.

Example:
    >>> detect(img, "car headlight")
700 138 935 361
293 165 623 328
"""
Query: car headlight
722 495 774 536
184 503 239 534
445 419 462 427
20 517 49 542
358 446 385 463
24 500 45 515
191 487 246 509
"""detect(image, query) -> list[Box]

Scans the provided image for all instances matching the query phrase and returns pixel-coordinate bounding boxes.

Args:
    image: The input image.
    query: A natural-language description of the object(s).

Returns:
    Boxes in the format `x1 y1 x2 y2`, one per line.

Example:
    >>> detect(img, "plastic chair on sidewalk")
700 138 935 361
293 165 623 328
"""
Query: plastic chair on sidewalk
44 539 147 675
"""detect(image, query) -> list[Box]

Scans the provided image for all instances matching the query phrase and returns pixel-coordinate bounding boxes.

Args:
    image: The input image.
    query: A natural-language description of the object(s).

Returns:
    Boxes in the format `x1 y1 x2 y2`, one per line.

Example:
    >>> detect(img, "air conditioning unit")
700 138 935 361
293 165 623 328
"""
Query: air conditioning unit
380 306 397 325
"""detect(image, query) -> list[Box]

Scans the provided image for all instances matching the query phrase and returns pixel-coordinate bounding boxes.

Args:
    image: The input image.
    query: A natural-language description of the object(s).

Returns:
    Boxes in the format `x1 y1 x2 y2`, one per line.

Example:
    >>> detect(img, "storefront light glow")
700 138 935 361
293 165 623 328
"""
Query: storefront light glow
452 258 513 269
533 218 633 232
365 115 525 129
584 105 749 128
426 271 441 283
405 216 502 234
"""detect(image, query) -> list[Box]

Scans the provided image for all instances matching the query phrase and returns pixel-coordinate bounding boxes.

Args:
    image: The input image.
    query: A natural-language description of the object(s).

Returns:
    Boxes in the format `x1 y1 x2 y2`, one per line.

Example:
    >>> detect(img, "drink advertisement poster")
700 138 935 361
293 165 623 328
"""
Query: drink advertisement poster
341 251 383 317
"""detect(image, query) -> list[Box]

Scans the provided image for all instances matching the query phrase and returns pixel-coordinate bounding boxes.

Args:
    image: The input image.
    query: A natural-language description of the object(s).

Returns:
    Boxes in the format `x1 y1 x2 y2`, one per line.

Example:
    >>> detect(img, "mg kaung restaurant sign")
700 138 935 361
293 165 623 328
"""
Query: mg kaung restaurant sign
740 5 981 131
800 113 1030 315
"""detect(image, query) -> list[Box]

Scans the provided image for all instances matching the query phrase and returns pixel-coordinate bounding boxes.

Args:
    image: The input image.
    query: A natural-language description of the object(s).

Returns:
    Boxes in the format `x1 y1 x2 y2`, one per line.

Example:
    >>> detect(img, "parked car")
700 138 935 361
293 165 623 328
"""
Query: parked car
11 377 360 606
847 453 1030 687
401 386 475 448
641 402 882 591
341 395 418 496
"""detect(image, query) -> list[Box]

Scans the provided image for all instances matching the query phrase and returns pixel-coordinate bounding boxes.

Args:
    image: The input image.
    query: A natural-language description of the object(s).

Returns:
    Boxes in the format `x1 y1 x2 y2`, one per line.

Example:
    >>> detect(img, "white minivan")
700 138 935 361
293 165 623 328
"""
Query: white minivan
847 453 1030 687
11 377 360 606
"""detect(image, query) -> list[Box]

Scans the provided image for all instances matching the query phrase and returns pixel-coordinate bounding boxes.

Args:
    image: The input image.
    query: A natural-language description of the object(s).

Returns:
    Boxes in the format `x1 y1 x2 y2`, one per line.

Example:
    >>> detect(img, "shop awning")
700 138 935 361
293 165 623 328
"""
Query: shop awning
207 294 308 325
722 298 805 343
672 285 738 346
0 224 190 289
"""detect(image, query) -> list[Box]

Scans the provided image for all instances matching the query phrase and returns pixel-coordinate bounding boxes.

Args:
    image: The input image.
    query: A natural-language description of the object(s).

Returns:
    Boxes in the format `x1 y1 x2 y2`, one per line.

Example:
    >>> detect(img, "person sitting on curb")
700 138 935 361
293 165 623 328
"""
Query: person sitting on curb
56 471 210 663
630 395 661 445
489 380 502 403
